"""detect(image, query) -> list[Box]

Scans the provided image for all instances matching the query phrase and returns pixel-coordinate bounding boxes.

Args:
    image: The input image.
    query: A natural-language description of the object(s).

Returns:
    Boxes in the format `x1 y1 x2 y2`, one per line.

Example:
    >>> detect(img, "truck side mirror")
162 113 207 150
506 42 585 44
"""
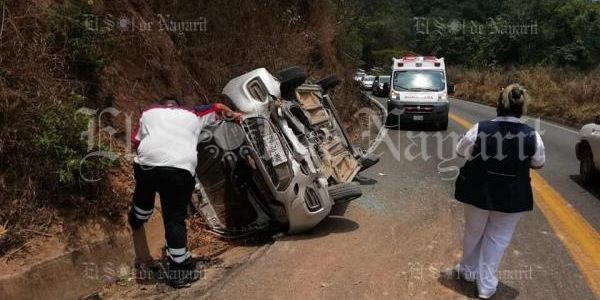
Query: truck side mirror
448 82 455 94
383 82 390 93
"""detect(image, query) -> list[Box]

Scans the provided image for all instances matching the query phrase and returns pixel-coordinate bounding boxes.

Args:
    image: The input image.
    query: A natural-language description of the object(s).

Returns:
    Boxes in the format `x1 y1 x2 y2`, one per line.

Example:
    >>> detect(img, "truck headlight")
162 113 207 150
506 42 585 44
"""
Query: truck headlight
438 94 448 102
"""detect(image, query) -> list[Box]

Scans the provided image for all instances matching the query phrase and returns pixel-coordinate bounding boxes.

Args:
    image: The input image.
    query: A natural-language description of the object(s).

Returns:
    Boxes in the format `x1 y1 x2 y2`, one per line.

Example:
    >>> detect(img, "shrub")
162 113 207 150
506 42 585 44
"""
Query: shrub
32 93 115 186
50 1 106 84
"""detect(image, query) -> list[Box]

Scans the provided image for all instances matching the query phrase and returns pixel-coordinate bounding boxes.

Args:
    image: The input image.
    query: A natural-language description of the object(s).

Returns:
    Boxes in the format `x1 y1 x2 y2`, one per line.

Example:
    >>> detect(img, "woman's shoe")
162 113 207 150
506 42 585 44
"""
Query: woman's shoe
478 288 496 299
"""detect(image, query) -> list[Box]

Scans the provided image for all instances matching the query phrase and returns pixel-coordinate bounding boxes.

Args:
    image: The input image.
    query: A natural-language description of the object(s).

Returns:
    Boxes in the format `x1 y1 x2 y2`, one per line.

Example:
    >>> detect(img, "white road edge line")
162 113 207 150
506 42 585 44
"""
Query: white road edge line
365 94 388 155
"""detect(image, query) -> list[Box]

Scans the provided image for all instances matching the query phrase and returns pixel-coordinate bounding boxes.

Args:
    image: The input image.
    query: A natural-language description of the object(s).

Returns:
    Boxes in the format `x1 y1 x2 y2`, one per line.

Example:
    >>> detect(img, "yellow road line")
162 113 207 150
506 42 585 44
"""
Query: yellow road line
449 112 600 298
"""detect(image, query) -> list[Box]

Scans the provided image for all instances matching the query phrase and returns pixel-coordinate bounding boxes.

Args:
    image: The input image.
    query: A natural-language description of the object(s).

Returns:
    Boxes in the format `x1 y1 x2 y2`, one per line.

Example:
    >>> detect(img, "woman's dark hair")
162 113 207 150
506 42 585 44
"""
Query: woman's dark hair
497 84 528 117
158 95 181 106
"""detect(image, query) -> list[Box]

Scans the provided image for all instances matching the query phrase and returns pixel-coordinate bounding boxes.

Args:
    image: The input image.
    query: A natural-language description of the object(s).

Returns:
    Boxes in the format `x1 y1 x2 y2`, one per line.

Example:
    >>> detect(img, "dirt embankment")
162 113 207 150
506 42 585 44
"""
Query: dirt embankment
448 66 600 126
0 0 362 260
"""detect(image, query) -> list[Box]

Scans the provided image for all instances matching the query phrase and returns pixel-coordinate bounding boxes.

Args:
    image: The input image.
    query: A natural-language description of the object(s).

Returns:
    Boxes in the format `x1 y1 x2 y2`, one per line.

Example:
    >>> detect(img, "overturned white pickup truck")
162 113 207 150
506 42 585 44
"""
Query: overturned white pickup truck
193 67 379 237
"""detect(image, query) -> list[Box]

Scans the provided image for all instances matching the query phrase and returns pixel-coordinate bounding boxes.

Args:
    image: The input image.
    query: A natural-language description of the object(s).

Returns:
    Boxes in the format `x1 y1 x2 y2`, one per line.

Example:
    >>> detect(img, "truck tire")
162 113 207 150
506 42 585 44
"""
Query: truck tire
328 182 362 204
277 66 307 99
438 118 448 131
580 144 598 184
317 75 339 94
385 114 400 129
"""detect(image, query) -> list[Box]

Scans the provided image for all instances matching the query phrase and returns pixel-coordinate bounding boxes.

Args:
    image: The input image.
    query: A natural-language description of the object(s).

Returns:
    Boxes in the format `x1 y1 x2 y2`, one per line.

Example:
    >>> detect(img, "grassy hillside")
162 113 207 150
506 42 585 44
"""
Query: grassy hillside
0 0 363 256
449 66 600 126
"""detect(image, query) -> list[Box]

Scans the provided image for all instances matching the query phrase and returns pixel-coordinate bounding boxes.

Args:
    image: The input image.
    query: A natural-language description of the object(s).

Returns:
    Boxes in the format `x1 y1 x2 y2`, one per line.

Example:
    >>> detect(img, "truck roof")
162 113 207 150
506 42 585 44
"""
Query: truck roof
392 56 445 70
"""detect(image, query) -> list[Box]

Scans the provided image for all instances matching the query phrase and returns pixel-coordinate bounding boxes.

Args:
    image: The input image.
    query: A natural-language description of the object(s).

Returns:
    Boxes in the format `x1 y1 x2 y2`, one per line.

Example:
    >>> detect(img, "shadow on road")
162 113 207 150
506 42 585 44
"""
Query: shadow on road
437 271 520 299
277 216 359 242
385 117 443 132
354 174 378 185
569 175 600 201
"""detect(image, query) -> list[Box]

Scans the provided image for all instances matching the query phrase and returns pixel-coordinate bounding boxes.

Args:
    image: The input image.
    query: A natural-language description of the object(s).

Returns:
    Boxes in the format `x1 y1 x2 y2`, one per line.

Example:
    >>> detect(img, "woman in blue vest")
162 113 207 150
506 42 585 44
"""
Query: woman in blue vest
453 84 545 299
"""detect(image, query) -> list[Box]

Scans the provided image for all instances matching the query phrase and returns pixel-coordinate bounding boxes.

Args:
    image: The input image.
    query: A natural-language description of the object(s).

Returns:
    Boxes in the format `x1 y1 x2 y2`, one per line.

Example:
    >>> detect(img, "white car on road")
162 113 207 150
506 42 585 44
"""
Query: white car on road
360 75 375 90
353 71 366 82
576 116 600 183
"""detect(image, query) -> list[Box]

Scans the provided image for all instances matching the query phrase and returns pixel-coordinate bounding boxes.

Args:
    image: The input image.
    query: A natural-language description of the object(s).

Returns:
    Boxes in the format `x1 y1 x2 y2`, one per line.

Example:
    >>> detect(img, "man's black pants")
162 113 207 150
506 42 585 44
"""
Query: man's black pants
131 163 195 265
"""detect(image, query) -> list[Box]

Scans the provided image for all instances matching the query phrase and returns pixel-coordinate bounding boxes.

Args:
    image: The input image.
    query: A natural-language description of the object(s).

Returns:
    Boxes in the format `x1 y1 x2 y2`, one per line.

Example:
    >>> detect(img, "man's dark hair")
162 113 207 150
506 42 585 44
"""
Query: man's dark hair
497 84 528 118
158 95 181 106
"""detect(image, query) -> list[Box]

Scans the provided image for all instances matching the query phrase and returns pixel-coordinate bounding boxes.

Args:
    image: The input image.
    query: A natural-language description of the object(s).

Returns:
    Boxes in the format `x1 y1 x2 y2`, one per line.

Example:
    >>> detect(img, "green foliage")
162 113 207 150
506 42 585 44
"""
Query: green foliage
30 1 114 186
32 94 114 186
335 0 367 64
51 1 105 82
343 0 600 71
370 48 416 71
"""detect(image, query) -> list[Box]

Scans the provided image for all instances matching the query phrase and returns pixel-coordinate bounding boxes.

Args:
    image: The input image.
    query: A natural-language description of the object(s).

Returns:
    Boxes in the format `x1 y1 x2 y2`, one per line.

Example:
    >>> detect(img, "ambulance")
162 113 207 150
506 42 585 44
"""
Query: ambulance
386 56 454 130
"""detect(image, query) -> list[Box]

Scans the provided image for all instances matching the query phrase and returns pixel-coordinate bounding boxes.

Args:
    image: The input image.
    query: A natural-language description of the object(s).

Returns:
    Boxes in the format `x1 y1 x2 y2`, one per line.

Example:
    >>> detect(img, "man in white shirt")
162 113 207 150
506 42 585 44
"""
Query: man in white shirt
128 96 240 288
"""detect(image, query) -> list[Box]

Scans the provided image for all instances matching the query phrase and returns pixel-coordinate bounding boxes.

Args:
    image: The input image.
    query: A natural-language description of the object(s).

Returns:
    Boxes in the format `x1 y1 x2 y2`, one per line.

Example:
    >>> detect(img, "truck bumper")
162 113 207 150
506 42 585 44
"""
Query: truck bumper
387 100 449 124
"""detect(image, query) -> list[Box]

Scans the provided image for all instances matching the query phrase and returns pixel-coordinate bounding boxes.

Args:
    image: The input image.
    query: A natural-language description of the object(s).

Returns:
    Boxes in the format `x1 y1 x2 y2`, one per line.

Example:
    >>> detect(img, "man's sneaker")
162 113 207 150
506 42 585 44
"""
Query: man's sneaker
167 258 201 288
478 288 496 299
453 264 476 283
128 208 144 230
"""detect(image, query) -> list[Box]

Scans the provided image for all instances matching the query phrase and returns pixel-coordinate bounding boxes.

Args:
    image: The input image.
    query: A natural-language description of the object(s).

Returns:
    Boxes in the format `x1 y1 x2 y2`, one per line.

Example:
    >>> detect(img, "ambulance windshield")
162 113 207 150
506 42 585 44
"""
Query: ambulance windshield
392 70 445 92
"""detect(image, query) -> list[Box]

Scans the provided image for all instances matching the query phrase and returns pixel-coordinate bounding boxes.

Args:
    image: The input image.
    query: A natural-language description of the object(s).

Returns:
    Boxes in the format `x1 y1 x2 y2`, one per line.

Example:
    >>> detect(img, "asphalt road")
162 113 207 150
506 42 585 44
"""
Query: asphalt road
185 95 598 300
105 95 599 299
450 98 600 232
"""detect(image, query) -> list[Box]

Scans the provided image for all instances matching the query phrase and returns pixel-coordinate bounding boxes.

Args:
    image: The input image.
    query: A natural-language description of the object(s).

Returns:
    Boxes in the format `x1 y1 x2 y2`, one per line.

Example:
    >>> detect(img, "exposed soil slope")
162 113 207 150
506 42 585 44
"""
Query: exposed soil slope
0 0 362 259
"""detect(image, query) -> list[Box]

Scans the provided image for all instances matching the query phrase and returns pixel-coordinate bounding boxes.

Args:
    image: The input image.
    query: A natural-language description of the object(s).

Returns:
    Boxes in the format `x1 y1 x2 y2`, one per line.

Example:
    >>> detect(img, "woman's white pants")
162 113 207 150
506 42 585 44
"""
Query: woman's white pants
459 203 524 294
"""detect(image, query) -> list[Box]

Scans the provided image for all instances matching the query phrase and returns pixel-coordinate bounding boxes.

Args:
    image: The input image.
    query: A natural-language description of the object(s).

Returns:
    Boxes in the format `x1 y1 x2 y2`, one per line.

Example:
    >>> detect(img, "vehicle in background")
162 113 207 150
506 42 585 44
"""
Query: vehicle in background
371 75 390 97
576 115 600 184
386 56 454 131
353 71 366 82
359 75 375 90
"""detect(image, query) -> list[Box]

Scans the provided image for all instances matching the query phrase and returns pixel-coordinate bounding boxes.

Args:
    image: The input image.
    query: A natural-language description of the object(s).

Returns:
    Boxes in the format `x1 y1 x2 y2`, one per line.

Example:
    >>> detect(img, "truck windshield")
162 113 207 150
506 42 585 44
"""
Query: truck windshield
392 70 445 92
